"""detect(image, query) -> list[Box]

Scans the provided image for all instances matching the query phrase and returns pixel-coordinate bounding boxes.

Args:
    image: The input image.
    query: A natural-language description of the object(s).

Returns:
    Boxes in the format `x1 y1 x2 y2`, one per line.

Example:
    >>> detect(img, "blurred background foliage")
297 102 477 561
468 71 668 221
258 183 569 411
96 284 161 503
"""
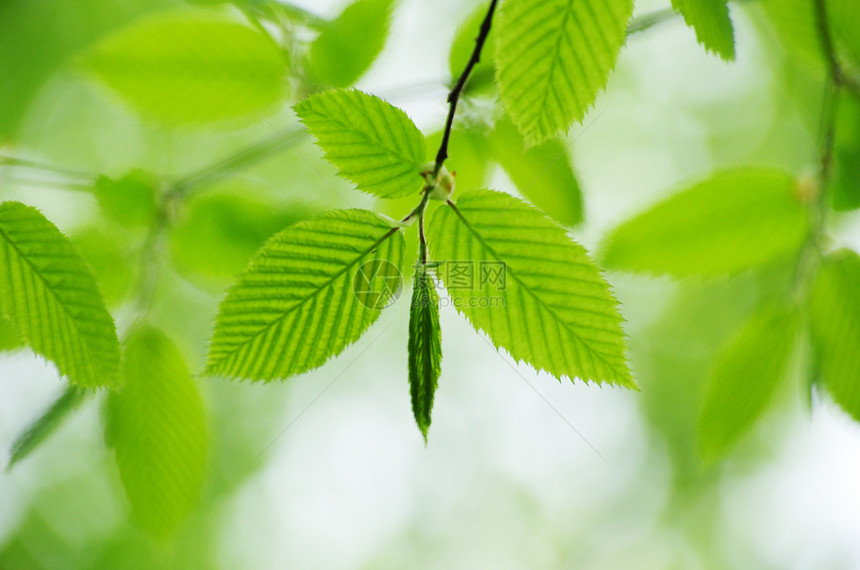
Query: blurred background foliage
2 0 860 568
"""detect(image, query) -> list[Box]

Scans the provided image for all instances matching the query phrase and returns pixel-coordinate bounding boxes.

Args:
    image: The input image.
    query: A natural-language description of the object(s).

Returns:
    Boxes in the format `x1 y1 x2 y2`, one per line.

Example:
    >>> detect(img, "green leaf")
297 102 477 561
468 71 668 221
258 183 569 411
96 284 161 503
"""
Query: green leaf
206 209 405 381
761 0 824 70
8 387 87 469
408 267 442 442
93 169 158 227
495 0 634 145
308 0 395 88
832 93 860 211
698 307 799 461
829 0 860 70
71 227 135 308
671 0 735 61
169 192 314 285
107 326 207 538
810 249 860 421
425 126 490 195
448 4 496 96
427 189 633 387
600 169 808 277
0 201 120 388
0 315 22 352
491 114 583 227
84 9 287 125
295 89 426 198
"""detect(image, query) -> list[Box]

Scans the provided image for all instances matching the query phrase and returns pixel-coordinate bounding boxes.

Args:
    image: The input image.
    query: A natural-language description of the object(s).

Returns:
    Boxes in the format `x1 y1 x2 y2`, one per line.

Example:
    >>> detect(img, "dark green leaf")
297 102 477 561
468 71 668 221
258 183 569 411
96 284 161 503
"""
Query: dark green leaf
308 0 395 88
600 168 808 277
810 249 860 421
107 326 207 538
698 306 799 461
408 266 442 442
206 209 406 381
8 387 87 469
0 201 120 387
428 189 633 388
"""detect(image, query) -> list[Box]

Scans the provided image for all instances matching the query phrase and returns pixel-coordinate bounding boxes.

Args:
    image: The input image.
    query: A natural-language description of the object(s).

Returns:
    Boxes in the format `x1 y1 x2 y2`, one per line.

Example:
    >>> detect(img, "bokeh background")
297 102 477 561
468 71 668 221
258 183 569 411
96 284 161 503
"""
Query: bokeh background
2 0 860 568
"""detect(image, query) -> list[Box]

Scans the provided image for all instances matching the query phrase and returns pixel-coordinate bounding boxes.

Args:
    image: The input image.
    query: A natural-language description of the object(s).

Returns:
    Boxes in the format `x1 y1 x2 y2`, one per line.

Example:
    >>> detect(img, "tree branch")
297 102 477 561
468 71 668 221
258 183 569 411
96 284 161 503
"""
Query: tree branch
434 0 499 176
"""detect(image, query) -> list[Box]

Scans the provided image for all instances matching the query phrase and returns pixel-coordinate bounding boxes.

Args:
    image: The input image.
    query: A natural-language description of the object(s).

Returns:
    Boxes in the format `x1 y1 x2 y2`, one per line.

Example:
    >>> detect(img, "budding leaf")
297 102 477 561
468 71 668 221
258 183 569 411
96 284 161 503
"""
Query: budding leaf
408 267 442 442
206 209 405 381
600 168 808 277
428 189 633 388
0 201 120 388
295 89 426 199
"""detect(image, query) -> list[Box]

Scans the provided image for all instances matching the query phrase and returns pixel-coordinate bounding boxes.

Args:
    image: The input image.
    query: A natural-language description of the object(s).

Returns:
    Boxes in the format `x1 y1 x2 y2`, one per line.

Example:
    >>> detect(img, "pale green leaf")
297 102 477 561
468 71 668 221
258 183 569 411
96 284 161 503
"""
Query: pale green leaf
698 307 799 461
409 267 442 442
308 0 395 88
671 0 735 61
206 209 405 381
295 89 426 198
810 249 860 421
491 115 583 227
427 189 633 387
169 192 314 285
495 0 634 145
600 169 808 277
8 387 86 469
85 10 287 125
0 201 120 387
448 4 496 96
93 169 158 228
107 326 207 538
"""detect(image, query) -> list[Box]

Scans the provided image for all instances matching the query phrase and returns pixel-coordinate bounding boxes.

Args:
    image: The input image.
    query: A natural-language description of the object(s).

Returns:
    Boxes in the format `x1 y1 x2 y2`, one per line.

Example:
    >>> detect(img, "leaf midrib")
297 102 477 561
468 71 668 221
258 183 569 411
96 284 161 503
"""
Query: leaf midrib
446 202 629 382
0 222 112 381
209 224 400 371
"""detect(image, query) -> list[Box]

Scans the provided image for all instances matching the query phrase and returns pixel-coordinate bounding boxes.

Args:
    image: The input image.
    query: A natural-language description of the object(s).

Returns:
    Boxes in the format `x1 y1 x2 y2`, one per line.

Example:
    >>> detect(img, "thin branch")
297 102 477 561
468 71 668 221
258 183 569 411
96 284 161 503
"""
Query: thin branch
434 0 499 176
0 155 95 182
627 8 676 36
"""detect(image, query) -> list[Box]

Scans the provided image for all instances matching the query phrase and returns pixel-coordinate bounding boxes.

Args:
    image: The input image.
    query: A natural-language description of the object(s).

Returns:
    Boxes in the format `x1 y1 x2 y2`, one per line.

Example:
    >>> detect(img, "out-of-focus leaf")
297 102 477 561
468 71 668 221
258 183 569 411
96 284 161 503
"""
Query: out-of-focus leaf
93 169 158 227
829 0 860 69
308 0 395 88
0 315 22 352
832 93 860 211
425 126 490 195
206 209 405 381
448 4 496 95
698 307 799 461
761 0 824 71
8 387 87 469
0 201 120 388
0 0 170 138
295 89 426 198
85 10 287 126
600 169 808 277
810 249 860 421
169 192 314 285
671 0 735 61
428 189 633 388
491 115 583 227
107 326 207 538
71 227 135 308
408 267 442 442
495 0 634 144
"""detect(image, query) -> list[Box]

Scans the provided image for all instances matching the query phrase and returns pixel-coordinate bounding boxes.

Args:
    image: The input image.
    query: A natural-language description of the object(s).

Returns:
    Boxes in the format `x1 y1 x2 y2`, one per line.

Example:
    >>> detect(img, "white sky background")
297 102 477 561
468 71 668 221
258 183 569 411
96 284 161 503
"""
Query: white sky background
2 0 860 567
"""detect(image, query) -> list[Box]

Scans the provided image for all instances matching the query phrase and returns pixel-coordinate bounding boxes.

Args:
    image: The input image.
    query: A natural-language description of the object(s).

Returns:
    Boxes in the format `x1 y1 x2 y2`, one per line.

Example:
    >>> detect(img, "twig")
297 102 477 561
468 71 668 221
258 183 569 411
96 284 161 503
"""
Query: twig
434 0 499 176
